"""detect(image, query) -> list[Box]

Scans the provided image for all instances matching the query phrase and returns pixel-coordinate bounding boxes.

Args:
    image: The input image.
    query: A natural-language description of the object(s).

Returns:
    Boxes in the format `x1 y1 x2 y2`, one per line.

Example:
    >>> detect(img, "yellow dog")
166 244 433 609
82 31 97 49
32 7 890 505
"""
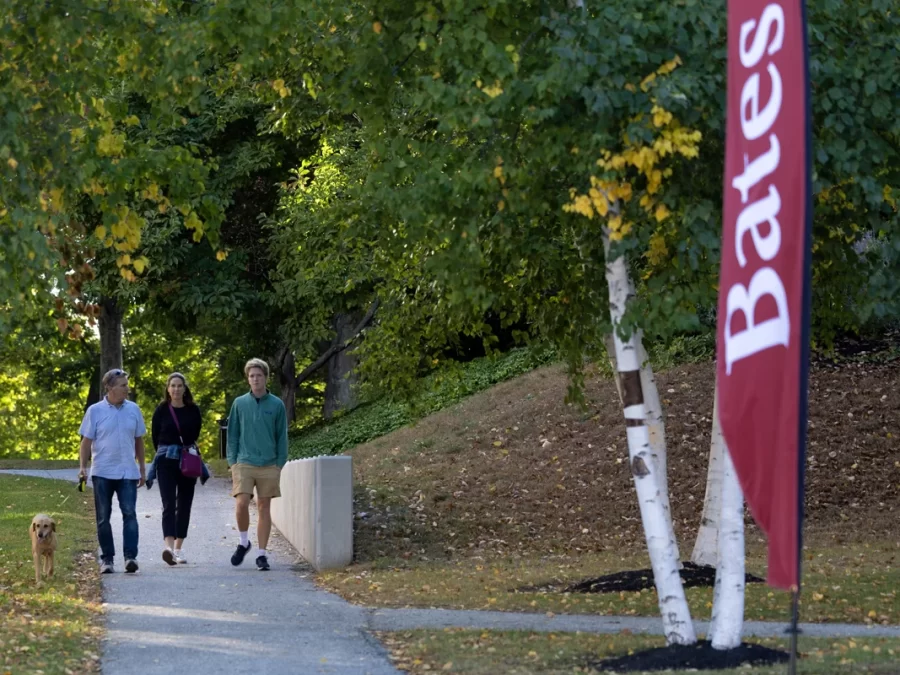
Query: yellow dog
30 513 57 584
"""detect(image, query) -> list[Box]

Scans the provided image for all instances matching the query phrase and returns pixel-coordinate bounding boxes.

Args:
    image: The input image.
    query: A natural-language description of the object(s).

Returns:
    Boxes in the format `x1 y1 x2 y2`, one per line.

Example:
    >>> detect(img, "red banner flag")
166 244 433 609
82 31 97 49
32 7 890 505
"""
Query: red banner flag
717 0 812 590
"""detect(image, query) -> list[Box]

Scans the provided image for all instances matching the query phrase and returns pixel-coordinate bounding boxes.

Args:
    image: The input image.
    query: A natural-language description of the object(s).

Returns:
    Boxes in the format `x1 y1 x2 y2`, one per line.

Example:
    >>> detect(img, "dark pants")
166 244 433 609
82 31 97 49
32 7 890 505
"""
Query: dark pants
157 457 197 540
92 476 138 563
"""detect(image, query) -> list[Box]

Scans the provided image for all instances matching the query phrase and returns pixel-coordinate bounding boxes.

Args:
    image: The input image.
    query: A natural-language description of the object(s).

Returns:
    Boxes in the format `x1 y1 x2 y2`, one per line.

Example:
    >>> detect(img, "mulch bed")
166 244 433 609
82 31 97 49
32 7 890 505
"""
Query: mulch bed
514 562 763 594
566 562 764 594
590 640 790 672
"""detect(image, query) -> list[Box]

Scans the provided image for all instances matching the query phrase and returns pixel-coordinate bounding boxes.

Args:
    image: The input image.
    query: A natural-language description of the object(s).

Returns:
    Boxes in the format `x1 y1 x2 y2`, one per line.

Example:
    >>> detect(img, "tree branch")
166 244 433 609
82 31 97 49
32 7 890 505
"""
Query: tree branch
294 299 379 387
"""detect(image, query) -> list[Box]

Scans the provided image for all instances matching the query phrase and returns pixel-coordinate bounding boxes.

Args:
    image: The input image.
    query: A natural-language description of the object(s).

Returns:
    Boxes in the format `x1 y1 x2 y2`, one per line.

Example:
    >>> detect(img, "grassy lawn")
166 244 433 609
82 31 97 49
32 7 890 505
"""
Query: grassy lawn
0 475 103 675
318 539 900 626
0 459 80 470
378 630 900 674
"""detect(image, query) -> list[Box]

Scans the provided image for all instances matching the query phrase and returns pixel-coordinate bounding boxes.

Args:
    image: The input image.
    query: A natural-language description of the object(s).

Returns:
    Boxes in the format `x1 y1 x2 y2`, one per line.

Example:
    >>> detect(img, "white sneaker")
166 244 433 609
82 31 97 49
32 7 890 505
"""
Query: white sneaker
162 548 176 566
173 549 187 564
100 562 114 574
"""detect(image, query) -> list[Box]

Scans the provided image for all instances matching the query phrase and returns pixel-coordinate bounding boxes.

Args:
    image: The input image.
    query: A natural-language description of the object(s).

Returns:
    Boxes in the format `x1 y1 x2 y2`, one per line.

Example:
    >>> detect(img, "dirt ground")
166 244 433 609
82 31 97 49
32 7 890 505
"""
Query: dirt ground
347 352 899 565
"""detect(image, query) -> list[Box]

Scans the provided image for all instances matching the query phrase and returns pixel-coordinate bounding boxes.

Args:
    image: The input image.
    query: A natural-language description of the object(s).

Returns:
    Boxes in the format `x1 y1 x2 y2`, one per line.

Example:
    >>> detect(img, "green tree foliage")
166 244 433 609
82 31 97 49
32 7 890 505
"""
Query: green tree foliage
261 0 898 396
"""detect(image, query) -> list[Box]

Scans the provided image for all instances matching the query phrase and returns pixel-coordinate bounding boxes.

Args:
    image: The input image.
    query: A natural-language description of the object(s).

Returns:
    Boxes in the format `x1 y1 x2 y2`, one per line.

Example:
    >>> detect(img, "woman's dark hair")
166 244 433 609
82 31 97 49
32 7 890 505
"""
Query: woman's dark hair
162 372 195 406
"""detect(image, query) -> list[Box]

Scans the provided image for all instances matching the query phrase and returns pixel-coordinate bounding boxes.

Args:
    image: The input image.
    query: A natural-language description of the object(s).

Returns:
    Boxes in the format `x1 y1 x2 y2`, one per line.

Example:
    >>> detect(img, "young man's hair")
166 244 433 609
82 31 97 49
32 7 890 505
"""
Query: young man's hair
243 358 270 379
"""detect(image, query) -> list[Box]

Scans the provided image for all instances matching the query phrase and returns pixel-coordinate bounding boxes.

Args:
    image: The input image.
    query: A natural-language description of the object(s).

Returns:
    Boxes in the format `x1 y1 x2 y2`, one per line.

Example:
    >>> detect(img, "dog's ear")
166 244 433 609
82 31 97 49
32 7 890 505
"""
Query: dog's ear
51 521 56 532
32 521 38 531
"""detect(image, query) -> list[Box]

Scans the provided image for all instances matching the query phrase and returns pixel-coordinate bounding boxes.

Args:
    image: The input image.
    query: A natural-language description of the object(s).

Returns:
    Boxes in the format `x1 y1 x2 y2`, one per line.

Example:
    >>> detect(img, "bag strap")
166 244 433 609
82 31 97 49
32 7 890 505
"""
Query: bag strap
167 403 185 445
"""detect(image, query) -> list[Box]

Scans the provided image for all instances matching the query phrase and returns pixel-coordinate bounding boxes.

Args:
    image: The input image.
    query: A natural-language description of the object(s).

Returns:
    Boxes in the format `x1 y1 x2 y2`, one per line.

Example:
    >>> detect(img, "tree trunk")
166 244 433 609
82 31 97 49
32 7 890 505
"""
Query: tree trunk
709 444 746 649
279 349 298 424
692 392 726 567
604 333 680 565
636 338 680 564
323 312 359 420
84 366 101 411
604 233 696 646
99 296 124 376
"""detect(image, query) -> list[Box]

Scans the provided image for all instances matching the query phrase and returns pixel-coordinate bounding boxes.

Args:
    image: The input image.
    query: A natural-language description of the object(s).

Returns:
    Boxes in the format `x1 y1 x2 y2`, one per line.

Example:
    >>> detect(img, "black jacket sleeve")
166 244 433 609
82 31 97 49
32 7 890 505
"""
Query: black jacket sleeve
151 404 163 451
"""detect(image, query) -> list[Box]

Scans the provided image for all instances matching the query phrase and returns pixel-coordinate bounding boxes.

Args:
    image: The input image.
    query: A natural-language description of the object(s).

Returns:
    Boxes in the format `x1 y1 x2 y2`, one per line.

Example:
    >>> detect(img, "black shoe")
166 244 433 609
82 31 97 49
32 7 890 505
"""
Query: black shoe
256 555 270 571
124 559 139 574
231 543 251 566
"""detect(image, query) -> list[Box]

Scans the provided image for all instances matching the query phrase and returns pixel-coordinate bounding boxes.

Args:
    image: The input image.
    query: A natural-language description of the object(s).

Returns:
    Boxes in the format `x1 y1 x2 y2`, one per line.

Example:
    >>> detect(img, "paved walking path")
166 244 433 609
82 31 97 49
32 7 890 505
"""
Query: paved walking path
4 468 900 673
366 607 900 639
2 469 399 675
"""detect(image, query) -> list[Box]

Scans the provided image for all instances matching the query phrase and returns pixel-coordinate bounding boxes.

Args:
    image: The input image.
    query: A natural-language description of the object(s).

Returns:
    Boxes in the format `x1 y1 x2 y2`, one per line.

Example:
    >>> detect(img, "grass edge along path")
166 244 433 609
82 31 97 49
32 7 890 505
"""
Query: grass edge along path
0 474 103 675
376 630 900 674
317 543 900 626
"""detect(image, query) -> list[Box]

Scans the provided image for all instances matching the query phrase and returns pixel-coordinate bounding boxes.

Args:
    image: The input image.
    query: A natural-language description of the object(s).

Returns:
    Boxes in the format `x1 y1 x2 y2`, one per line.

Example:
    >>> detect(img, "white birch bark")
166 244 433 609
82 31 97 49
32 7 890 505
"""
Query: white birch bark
604 333 678 562
691 392 725 567
637 339 680 564
709 443 745 649
604 233 696 646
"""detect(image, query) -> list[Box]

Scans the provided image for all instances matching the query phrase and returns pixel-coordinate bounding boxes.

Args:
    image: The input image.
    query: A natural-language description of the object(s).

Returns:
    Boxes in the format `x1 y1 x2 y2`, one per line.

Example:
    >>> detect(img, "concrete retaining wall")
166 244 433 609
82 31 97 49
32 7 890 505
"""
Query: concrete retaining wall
271 455 353 571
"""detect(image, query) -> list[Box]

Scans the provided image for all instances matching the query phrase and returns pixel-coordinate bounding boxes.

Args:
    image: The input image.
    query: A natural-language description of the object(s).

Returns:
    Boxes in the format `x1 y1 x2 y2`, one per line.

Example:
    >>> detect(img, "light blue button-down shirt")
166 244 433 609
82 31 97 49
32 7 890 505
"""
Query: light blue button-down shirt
79 397 147 480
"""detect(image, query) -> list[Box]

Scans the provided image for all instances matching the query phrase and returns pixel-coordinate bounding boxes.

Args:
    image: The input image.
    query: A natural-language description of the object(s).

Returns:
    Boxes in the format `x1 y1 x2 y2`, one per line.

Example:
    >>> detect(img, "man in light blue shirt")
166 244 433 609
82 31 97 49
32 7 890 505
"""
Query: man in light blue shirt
78 369 147 574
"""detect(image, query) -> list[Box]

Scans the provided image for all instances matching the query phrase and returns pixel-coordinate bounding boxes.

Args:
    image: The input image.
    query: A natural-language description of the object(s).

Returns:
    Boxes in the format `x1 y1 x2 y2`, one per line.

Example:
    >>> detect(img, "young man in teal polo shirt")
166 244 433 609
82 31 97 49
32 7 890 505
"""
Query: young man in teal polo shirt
226 358 288 570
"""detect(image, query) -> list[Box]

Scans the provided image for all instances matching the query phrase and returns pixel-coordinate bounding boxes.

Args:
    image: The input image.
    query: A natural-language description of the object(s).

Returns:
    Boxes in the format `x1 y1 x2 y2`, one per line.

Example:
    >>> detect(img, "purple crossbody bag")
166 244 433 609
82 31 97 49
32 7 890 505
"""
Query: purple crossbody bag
168 404 203 478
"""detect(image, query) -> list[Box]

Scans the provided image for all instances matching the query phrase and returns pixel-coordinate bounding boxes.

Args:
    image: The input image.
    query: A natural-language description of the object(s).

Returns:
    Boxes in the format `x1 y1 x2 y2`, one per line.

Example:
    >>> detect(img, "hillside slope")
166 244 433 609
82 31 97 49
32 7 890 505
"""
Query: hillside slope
345 358 899 563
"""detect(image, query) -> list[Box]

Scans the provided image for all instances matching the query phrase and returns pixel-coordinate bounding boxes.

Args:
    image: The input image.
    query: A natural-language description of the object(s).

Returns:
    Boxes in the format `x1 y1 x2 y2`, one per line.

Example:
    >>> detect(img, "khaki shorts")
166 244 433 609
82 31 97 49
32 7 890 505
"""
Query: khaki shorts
231 463 282 499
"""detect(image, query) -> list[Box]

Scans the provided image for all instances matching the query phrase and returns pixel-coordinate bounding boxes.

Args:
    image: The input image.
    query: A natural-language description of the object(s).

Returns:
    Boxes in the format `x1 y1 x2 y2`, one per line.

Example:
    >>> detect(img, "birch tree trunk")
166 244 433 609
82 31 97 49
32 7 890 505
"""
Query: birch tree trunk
691 393 726 567
604 333 680 565
637 339 680 564
604 233 696 646
708 443 746 649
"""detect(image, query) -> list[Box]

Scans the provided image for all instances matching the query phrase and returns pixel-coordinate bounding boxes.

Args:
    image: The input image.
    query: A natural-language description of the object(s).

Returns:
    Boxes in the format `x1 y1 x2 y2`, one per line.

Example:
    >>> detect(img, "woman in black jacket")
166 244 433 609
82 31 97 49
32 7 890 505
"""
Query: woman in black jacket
150 372 203 565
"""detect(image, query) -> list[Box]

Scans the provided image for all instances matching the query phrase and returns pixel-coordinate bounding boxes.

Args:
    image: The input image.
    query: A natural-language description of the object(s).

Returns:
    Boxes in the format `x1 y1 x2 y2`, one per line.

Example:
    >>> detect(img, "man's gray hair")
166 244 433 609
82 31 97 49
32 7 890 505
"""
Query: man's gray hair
102 368 128 390
243 358 270 378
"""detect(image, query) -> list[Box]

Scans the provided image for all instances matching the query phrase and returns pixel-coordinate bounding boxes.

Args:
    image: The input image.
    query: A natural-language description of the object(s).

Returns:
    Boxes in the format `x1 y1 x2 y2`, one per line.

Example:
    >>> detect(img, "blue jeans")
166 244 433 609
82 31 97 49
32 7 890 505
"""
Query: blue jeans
92 477 139 563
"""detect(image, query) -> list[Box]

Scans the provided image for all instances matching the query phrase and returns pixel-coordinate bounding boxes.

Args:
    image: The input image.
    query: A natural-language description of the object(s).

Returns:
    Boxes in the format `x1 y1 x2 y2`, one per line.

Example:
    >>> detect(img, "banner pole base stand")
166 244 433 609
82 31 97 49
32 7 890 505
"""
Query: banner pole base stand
787 587 801 675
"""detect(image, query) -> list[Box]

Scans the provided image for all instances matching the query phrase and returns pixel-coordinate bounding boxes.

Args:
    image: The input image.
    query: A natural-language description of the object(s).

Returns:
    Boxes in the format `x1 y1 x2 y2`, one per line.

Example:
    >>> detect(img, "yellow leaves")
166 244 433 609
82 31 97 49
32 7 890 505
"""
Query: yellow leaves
654 203 671 223
124 115 141 126
373 21 383 34
657 54 683 75
216 250 228 262
563 193 595 220
588 189 610 217
639 71 657 92
132 256 149 274
564 55 700 249
272 78 291 98
884 185 897 210
7 157 17 170
141 182 162 202
184 210 205 242
480 80 504 98
84 179 106 196
607 216 632 242
97 132 125 157
644 231 669 269
651 105 673 128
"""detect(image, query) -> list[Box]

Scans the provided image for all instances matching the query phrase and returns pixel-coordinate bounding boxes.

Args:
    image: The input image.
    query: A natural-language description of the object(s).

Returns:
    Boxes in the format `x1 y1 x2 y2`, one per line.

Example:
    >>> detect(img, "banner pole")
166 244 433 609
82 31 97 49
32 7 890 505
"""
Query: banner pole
788 587 800 675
